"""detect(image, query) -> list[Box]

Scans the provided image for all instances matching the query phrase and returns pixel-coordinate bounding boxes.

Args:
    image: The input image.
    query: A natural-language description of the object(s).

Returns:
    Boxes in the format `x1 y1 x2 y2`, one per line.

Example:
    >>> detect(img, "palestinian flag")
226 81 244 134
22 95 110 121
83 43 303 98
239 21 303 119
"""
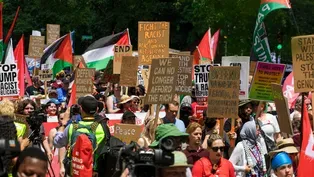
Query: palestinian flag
253 0 291 62
40 33 73 76
82 29 130 71
197 28 212 63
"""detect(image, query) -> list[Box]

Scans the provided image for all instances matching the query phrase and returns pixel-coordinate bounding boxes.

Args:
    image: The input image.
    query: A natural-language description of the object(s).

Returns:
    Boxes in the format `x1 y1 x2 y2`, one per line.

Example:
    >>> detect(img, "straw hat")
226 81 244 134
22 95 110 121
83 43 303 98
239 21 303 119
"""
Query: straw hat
269 138 299 157
239 99 252 107
118 95 132 104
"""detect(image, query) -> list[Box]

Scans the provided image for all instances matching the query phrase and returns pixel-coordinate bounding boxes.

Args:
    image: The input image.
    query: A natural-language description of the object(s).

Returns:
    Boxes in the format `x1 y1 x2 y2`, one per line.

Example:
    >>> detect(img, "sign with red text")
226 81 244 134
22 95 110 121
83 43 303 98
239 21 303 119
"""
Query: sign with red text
138 22 169 65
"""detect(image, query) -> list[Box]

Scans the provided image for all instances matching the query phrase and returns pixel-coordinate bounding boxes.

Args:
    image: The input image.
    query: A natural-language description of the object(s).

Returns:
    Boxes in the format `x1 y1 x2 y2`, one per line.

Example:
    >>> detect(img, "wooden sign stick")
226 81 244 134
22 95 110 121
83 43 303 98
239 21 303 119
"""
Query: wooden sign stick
44 80 47 98
152 104 161 141
230 118 235 147
219 118 224 138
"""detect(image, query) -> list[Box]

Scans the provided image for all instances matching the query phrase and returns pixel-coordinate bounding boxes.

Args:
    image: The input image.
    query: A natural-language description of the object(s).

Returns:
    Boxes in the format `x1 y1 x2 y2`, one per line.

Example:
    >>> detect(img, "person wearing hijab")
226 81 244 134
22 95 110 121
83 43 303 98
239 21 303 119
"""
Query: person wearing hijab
229 121 267 177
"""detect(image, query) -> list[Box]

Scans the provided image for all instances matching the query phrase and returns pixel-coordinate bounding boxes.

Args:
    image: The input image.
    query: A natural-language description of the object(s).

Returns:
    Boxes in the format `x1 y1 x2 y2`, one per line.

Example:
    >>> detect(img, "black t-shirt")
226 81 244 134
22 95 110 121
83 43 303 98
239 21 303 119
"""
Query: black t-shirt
25 86 44 96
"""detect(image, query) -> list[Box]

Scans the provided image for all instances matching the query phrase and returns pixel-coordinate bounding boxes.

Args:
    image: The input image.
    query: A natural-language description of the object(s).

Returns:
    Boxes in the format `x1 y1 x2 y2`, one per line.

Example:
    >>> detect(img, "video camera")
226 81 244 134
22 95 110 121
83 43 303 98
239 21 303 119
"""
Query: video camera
26 110 47 143
119 137 178 177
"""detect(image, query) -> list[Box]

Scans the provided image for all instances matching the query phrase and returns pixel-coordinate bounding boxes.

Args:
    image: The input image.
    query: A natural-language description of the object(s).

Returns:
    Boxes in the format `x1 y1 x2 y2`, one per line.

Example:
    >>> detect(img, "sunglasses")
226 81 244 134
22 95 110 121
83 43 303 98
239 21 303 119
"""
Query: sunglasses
211 146 225 152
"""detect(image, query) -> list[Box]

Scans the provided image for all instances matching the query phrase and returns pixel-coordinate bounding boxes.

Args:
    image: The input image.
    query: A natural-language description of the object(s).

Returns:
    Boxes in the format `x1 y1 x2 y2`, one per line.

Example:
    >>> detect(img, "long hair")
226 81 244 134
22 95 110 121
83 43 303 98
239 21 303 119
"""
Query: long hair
16 99 37 115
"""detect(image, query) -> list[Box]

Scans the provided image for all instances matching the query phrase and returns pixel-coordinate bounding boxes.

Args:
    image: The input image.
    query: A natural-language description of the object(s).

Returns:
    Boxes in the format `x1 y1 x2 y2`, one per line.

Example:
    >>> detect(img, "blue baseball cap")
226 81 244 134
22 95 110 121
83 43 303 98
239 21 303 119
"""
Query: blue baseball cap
271 152 292 170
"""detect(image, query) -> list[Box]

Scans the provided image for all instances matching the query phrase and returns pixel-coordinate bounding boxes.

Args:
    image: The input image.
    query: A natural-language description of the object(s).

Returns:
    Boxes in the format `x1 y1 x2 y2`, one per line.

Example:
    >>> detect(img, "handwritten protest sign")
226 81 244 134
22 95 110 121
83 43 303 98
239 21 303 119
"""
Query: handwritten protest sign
75 68 95 102
207 66 240 118
114 124 142 144
249 62 285 101
138 22 169 65
38 70 53 81
114 45 132 74
170 54 193 95
120 56 139 86
222 56 250 100
0 64 19 97
146 58 179 104
291 35 314 93
46 24 60 45
28 36 45 58
194 64 220 101
271 84 293 135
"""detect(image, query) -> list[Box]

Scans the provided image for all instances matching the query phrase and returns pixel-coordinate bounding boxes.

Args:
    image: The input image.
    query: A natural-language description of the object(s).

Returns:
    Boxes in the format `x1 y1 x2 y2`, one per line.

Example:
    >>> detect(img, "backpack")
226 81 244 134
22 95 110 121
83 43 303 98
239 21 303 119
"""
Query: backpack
64 121 100 177
95 116 125 177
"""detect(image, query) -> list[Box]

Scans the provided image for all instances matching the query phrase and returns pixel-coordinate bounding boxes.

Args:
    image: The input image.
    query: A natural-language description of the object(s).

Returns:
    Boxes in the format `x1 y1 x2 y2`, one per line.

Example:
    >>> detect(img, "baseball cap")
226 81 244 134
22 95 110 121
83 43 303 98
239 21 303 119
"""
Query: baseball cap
149 124 189 148
78 95 98 114
271 152 292 170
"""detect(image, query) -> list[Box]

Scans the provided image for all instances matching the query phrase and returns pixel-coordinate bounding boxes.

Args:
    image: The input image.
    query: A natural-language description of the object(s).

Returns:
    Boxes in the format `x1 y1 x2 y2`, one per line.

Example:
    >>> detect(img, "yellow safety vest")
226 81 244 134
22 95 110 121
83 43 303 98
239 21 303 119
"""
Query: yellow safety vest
14 122 26 138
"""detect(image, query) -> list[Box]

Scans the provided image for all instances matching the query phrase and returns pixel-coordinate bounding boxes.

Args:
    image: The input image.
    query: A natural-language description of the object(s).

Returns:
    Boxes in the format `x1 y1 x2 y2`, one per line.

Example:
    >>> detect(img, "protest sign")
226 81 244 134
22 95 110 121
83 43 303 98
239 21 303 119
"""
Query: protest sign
137 68 150 92
222 56 250 100
28 36 45 59
38 70 53 81
146 58 179 104
271 84 293 135
120 56 139 86
207 66 240 118
114 123 142 144
291 35 314 93
75 68 95 102
170 54 193 95
46 24 60 45
138 22 170 65
249 62 285 101
73 55 85 70
194 64 220 101
0 64 19 97
250 61 257 76
114 45 132 74
195 105 207 119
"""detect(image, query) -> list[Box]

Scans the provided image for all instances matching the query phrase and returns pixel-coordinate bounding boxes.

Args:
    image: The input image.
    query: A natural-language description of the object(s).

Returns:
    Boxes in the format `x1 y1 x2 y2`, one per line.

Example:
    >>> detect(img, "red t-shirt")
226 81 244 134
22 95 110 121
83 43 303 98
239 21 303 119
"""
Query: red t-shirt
192 157 235 177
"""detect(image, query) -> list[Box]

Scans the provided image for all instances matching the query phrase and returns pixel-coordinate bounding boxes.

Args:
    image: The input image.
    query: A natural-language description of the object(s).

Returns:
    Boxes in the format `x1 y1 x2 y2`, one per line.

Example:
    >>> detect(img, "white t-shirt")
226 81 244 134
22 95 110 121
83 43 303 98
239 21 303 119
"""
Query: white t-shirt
258 113 280 142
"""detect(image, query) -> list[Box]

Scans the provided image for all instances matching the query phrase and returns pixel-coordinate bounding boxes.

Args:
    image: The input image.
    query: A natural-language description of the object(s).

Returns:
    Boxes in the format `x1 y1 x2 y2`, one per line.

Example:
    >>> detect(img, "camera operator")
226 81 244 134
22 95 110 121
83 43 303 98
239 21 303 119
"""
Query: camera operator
15 99 53 160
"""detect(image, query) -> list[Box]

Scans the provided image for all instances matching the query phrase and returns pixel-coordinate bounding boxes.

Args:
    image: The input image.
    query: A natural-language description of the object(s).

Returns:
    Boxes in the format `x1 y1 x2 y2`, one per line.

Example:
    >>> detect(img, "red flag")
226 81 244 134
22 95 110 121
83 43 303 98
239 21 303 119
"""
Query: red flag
298 103 314 177
210 29 220 61
192 49 200 80
54 33 73 64
116 28 131 45
197 28 211 62
4 6 20 44
14 35 25 97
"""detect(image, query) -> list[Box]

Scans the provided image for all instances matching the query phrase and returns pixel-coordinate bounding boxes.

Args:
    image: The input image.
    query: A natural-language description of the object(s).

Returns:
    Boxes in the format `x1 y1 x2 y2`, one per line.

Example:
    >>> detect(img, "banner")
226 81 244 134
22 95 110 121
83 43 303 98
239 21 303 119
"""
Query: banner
253 0 291 62
271 83 293 135
222 56 250 100
291 35 314 93
0 64 19 97
46 24 60 45
207 66 240 118
138 22 169 65
145 58 179 104
194 64 220 101
249 62 285 101
113 45 132 74
119 56 138 86
28 36 45 59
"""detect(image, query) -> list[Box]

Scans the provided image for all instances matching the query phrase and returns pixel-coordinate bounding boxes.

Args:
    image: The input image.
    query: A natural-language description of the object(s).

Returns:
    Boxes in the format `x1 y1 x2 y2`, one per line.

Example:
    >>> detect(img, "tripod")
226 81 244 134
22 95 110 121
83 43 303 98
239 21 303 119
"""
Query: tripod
28 129 56 177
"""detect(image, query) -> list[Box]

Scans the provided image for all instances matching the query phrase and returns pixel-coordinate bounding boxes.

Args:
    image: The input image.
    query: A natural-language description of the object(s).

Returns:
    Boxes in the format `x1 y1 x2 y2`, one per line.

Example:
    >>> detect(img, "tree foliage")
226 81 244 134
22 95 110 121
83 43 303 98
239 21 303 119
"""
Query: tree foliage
2 0 314 64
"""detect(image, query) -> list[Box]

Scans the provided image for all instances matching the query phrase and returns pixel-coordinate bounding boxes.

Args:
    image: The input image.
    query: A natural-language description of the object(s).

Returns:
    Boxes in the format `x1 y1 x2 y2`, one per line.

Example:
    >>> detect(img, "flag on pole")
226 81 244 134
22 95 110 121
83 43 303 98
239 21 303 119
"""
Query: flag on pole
298 103 314 177
210 29 220 61
4 6 20 45
40 33 73 77
14 35 25 97
252 0 291 62
197 28 212 63
82 29 130 71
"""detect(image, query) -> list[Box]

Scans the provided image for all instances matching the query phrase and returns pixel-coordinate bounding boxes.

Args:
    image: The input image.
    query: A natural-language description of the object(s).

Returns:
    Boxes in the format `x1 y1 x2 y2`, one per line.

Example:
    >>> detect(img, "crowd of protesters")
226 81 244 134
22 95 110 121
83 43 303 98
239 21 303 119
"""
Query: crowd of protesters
0 68 310 177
